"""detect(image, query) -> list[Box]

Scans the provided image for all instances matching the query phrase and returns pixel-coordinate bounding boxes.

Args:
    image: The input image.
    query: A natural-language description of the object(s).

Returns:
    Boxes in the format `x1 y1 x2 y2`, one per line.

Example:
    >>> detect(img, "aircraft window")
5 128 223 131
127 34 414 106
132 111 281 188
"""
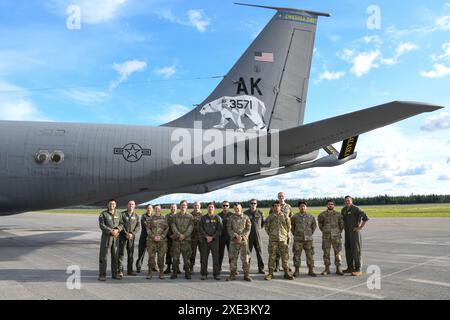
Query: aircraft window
51 151 64 164
35 150 50 164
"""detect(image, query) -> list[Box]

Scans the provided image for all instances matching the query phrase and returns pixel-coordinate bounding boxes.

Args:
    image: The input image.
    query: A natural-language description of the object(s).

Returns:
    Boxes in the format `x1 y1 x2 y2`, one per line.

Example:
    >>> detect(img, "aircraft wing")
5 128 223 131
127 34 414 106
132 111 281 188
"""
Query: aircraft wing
168 101 443 195
278 101 444 156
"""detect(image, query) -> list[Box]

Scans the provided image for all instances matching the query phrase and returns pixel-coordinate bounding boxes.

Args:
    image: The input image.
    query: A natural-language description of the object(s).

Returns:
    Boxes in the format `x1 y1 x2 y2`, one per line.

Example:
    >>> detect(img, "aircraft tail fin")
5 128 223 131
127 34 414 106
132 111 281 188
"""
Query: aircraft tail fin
163 4 329 131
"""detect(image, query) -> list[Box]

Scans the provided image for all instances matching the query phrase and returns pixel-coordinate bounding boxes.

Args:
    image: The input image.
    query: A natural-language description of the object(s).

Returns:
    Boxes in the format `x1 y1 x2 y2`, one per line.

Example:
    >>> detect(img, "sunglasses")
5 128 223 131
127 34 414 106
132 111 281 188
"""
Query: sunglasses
250 203 256 205
223 204 229 207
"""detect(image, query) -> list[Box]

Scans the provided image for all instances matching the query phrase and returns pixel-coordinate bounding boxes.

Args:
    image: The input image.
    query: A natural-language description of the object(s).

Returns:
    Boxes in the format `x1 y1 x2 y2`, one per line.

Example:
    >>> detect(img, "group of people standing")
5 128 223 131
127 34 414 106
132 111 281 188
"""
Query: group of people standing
98 192 368 282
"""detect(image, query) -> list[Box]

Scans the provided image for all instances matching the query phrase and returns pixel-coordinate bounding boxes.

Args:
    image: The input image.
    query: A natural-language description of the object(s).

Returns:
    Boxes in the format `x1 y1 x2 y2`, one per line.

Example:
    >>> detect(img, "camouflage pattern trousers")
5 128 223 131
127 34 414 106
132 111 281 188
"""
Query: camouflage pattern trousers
190 238 201 271
268 241 289 271
229 241 250 275
322 236 342 267
146 240 167 271
172 240 192 273
293 240 315 268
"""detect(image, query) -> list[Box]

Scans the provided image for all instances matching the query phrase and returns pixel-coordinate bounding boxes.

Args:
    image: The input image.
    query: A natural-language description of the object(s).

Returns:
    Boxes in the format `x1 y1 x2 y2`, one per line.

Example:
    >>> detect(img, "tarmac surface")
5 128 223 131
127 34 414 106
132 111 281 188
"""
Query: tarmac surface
1 212 450 300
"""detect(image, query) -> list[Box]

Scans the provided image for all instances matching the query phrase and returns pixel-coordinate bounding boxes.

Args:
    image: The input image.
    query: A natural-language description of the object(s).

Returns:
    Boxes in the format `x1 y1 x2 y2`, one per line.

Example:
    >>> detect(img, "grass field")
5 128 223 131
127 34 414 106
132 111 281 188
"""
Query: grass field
37 203 450 218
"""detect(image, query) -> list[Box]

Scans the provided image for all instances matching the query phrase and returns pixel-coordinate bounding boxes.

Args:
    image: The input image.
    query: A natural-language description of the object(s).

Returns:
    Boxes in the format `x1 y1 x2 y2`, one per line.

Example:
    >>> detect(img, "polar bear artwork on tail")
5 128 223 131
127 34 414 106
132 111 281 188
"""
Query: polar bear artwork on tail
199 95 267 131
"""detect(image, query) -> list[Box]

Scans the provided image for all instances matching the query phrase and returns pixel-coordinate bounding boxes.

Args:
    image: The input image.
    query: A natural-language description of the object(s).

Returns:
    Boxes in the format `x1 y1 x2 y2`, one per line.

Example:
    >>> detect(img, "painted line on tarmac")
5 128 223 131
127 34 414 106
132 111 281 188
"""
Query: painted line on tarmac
407 278 450 288
317 253 450 300
272 279 384 299
230 280 308 299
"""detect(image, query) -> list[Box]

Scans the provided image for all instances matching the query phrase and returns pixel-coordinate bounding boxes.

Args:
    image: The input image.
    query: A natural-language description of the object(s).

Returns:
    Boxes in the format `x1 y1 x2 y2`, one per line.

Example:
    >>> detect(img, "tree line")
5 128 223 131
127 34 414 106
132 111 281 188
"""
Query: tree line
153 194 450 209
68 194 450 210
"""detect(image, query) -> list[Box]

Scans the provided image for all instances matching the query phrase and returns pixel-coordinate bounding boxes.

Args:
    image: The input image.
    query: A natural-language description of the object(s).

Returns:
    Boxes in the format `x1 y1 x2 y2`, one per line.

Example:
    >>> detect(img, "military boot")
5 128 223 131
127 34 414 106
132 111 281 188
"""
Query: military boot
185 271 192 280
351 270 363 276
146 271 152 280
170 271 178 279
336 266 344 276
98 275 106 281
243 273 252 282
308 266 317 277
321 265 331 276
342 267 353 274
112 273 122 280
264 269 274 281
159 271 165 279
293 267 300 277
226 273 236 281
164 265 172 274
284 268 294 280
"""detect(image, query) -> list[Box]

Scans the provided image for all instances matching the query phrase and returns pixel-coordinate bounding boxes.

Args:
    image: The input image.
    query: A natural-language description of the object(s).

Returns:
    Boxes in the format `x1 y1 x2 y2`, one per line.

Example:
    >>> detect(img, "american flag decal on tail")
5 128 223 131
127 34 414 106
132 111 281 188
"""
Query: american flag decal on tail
254 51 274 62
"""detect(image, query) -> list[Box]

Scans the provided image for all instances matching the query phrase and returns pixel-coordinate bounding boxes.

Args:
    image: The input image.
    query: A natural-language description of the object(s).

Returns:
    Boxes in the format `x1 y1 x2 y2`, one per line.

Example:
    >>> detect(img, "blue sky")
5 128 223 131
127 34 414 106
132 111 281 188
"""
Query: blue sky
0 0 449 204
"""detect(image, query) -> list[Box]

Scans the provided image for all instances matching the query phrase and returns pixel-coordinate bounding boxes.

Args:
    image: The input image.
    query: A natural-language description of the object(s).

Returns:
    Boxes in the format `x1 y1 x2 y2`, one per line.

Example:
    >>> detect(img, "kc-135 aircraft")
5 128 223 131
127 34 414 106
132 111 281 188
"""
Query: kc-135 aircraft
0 3 443 215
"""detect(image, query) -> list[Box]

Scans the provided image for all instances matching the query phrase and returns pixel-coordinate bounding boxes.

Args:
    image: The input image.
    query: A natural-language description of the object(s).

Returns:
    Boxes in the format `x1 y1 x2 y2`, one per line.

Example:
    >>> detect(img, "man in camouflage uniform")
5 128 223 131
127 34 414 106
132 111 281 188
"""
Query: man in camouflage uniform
199 202 223 280
164 203 177 274
226 203 252 281
291 201 317 277
269 192 292 272
136 204 154 273
170 200 194 279
98 199 123 281
118 200 141 276
146 204 169 280
218 200 232 273
244 199 265 274
341 196 369 276
264 201 294 280
318 200 344 276
190 201 203 273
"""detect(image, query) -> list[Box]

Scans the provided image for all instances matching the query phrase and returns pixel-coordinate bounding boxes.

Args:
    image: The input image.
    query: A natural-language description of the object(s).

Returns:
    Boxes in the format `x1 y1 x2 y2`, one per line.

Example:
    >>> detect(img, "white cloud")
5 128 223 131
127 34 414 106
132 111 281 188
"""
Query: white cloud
318 70 345 81
387 15 450 37
435 15 450 31
421 112 450 131
187 9 210 33
110 59 147 90
155 104 191 123
363 35 382 45
381 42 419 66
158 9 211 32
396 42 419 55
0 81 48 121
420 63 450 78
48 0 129 24
431 42 450 62
154 64 177 79
350 50 380 77
67 89 111 104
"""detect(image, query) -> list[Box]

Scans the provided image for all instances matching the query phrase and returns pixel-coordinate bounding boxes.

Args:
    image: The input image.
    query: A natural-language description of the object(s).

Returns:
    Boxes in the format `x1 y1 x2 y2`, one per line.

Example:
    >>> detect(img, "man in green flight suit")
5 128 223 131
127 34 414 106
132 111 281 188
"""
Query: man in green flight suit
341 196 369 276
98 199 123 281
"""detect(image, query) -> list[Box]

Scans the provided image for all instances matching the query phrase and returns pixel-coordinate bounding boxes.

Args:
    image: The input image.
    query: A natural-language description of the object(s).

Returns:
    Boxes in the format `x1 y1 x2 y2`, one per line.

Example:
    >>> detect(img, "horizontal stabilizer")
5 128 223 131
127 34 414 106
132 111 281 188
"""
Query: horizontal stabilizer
234 2 331 17
278 101 444 156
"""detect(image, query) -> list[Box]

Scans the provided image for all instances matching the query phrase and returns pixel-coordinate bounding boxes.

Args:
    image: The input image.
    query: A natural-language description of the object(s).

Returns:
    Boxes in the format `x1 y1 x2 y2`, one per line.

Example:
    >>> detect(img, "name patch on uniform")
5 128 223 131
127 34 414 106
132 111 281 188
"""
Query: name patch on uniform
277 12 317 25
